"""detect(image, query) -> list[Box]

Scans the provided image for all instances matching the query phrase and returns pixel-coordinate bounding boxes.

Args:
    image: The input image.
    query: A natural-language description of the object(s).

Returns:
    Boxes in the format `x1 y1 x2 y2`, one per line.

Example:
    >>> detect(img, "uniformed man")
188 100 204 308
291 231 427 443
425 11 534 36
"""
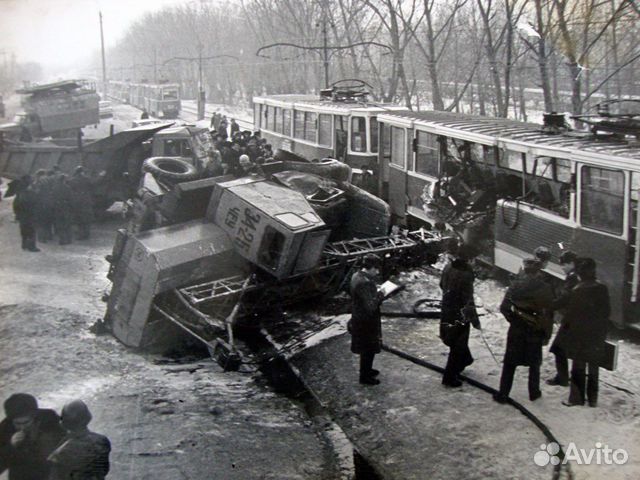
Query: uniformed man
0 393 66 480
494 258 554 403
48 400 111 480
349 254 384 385
440 243 480 387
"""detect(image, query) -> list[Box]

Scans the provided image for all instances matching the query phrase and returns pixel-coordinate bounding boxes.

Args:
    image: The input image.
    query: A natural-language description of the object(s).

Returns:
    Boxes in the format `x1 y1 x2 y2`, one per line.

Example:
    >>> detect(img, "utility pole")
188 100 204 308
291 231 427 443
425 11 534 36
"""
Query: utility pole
99 11 108 98
154 48 158 84
321 4 329 88
197 42 205 120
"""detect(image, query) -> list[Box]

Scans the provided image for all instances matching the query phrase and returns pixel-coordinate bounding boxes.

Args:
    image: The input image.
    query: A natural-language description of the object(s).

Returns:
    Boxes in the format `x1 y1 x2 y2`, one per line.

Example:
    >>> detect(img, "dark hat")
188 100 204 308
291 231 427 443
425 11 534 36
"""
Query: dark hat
534 246 551 262
457 243 478 261
575 257 597 278
74 166 85 174
61 399 92 430
362 254 381 269
522 257 542 272
4 393 38 419
559 250 578 265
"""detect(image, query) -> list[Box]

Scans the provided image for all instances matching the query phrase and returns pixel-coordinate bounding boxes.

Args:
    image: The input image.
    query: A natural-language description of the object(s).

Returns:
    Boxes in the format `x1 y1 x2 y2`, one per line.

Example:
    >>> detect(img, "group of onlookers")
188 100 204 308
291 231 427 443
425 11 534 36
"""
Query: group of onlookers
349 243 611 410
11 166 93 252
0 393 110 479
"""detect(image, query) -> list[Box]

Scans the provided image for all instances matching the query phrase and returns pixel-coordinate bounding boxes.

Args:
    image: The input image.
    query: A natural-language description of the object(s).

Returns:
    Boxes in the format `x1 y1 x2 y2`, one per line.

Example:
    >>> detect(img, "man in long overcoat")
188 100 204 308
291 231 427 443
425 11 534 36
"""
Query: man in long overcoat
547 250 579 386
68 166 94 240
494 259 553 403
52 174 74 245
439 243 480 387
553 258 610 407
12 176 40 252
350 254 384 385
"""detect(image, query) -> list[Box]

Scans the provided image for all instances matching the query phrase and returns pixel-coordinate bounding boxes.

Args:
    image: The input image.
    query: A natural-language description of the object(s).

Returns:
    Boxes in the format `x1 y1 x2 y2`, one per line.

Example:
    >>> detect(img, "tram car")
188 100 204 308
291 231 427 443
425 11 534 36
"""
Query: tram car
108 80 180 119
374 109 640 329
252 81 406 173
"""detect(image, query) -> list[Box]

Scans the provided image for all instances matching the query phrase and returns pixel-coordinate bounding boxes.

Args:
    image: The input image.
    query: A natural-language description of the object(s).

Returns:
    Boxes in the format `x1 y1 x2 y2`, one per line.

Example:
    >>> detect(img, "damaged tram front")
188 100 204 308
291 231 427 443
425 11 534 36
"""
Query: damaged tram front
375 109 640 329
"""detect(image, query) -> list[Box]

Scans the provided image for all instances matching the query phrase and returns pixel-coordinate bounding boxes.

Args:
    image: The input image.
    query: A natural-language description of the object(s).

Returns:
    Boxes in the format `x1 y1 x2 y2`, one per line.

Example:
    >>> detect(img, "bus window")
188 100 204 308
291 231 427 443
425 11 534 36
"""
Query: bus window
283 109 292 137
275 107 283 134
318 114 332 147
258 226 285 270
304 112 317 142
294 110 305 139
580 166 624 234
390 126 405 168
351 117 367 152
415 130 439 177
370 118 379 153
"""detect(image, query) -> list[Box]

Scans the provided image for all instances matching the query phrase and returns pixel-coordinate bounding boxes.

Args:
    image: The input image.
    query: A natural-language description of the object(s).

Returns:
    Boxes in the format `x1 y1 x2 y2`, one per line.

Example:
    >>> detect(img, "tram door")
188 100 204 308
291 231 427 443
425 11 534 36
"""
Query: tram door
386 125 409 221
334 115 348 162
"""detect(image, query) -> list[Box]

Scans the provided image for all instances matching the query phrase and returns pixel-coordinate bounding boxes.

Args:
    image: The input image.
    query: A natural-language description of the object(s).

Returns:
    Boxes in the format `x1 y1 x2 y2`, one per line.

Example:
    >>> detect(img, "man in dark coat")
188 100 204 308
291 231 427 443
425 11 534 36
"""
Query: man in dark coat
350 254 384 385
554 258 610 407
0 393 66 480
12 176 40 252
33 170 54 243
230 118 240 137
52 174 74 245
547 251 580 387
439 243 480 387
494 259 554 403
68 166 94 240
48 400 111 480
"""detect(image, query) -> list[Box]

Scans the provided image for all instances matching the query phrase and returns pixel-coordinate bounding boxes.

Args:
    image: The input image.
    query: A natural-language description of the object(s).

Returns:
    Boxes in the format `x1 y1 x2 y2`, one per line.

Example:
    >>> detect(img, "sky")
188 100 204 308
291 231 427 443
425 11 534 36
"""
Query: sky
0 0 186 72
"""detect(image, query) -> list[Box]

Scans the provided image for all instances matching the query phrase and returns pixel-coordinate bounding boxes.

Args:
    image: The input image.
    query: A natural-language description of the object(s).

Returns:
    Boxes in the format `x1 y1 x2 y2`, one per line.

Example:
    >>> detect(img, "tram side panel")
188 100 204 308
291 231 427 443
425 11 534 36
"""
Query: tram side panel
495 201 627 327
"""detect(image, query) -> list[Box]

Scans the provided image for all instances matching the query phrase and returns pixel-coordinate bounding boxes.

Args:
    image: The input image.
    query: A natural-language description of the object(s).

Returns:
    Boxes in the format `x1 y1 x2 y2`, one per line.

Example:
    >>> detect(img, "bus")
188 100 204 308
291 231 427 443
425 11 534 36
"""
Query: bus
374 109 640 329
108 81 181 119
252 89 405 174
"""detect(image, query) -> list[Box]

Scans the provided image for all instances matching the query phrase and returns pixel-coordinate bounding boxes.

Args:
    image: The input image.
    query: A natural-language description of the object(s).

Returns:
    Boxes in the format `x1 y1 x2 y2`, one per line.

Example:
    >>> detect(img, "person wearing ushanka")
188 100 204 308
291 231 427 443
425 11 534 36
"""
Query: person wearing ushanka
553 257 610 407
0 393 66 480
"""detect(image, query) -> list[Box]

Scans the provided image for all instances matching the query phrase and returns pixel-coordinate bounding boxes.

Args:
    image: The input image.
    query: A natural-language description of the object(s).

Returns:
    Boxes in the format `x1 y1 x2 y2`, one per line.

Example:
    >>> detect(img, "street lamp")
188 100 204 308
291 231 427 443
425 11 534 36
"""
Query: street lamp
164 52 239 120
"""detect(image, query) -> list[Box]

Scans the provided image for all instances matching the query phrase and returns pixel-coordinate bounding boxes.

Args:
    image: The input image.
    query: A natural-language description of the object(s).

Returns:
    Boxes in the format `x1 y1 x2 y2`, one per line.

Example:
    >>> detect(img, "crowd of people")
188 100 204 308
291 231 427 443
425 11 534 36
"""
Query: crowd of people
203 114 274 179
349 244 611 409
0 393 110 480
12 166 93 253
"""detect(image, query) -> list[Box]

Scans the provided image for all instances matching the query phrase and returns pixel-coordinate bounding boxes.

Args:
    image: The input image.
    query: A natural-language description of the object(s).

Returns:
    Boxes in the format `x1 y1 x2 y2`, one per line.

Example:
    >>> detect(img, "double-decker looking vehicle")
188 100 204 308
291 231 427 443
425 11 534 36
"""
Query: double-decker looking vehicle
108 80 180 119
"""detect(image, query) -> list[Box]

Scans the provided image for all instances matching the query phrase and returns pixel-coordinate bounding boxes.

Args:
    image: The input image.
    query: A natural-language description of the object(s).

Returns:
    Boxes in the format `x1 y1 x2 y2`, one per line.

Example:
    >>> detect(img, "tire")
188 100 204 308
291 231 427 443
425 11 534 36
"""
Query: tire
142 157 198 182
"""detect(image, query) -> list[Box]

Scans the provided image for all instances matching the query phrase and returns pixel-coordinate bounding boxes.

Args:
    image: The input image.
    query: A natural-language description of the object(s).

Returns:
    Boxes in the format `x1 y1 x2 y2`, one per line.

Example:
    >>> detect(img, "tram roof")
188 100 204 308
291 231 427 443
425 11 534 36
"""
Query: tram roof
378 110 640 163
254 94 407 114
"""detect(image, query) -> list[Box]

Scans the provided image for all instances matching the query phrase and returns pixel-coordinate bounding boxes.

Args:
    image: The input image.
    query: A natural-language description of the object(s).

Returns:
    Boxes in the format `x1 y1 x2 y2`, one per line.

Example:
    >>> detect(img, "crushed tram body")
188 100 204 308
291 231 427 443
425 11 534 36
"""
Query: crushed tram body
374 109 640 329
108 80 181 119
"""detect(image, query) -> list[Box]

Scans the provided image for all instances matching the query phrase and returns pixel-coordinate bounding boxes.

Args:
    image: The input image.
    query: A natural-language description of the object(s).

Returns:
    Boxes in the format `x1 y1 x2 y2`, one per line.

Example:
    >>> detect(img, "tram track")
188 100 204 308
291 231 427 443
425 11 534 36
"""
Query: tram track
257 305 573 480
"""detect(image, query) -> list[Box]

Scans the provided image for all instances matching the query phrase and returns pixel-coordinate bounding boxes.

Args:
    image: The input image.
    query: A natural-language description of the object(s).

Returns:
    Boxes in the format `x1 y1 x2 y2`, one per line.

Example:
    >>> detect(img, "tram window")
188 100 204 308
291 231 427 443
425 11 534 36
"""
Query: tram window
533 157 555 179
390 126 405 168
258 226 285 270
580 166 624 234
381 124 391 157
254 104 261 129
294 110 305 139
499 150 525 171
163 89 178 100
318 114 332 147
351 117 367 152
305 112 318 142
370 118 379 153
270 106 278 131
469 143 484 164
485 146 497 166
263 107 269 130
275 107 283 134
415 130 439 177
283 109 292 136
556 158 571 183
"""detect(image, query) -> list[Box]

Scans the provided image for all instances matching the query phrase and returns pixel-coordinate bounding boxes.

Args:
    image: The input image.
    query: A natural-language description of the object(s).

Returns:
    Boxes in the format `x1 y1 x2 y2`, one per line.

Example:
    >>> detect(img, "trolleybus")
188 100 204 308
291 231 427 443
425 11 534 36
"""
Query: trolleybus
108 80 181 119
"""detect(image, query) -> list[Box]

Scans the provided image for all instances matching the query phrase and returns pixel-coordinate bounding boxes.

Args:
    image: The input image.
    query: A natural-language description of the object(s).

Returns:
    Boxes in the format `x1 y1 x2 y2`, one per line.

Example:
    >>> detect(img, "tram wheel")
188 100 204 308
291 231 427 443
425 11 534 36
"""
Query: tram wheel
142 157 198 183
